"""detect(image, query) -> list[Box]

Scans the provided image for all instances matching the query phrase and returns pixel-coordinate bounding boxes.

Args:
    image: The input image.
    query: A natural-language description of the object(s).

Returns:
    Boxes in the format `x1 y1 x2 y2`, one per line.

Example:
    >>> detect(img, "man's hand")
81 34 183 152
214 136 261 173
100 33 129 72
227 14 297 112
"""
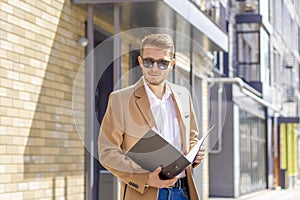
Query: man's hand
146 167 178 188
193 147 206 164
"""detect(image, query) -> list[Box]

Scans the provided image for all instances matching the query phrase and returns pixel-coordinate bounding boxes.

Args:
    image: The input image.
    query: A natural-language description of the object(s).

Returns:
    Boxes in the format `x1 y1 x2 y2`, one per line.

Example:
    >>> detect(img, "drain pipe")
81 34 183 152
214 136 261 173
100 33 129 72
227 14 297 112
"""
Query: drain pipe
85 5 95 200
206 77 281 113
209 82 225 154
273 112 280 157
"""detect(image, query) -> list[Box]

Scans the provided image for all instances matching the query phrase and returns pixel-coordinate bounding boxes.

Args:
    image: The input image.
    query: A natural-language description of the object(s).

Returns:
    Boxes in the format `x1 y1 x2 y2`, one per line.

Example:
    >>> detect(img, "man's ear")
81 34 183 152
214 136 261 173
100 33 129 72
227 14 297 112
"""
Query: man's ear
138 56 143 66
170 58 176 69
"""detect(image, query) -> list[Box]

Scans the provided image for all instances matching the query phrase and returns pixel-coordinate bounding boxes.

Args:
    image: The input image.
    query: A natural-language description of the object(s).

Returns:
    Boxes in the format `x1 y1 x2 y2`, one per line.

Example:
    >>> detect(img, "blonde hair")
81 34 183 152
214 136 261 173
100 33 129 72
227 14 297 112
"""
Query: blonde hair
140 34 174 57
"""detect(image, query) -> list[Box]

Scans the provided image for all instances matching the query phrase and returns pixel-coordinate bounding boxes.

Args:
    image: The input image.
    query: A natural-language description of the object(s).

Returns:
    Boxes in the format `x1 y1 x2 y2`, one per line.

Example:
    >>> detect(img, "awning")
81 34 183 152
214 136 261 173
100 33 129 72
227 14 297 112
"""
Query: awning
72 0 228 52
277 117 300 124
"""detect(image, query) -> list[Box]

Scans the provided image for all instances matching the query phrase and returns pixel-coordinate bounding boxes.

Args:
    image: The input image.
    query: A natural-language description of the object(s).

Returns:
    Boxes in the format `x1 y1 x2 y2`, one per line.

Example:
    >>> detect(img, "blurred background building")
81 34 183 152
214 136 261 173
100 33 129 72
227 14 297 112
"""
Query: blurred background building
0 0 299 200
210 0 300 198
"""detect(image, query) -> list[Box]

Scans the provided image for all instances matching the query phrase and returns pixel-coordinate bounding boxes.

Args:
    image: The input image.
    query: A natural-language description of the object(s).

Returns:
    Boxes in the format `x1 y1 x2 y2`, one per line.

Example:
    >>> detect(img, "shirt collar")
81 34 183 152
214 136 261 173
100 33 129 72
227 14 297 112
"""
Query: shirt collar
142 76 172 103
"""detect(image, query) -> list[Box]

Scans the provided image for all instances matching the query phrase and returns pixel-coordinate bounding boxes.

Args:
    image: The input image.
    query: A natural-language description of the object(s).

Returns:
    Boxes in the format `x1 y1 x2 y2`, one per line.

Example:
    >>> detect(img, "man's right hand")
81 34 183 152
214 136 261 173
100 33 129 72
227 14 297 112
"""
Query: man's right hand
146 167 178 188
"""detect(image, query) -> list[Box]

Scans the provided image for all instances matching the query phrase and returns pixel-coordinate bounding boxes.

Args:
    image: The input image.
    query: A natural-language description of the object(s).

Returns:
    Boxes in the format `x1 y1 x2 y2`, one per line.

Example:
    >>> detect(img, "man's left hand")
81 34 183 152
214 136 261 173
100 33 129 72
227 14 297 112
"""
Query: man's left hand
193 147 206 164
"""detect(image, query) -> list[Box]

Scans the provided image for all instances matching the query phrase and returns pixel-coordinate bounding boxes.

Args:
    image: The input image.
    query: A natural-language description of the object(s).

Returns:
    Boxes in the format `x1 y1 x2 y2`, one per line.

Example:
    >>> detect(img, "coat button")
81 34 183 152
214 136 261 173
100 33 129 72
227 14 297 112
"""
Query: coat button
129 182 139 189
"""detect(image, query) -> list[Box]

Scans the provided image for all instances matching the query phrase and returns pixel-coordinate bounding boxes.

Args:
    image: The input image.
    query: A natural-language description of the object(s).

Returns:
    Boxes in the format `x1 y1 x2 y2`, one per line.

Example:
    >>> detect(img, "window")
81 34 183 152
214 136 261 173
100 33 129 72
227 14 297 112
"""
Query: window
239 109 267 194
273 0 282 34
260 28 270 85
298 27 300 55
272 50 281 86
236 23 260 82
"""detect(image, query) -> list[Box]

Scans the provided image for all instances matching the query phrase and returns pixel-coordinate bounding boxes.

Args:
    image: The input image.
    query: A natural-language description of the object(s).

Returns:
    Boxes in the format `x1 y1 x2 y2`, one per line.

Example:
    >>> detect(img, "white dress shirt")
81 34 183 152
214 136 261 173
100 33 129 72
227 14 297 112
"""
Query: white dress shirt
143 77 186 177
142 77 182 152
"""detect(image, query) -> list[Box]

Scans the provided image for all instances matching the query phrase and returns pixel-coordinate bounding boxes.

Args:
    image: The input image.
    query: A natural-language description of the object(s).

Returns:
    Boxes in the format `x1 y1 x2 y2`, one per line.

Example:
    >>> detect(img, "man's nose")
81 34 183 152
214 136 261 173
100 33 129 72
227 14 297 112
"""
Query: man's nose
151 62 159 71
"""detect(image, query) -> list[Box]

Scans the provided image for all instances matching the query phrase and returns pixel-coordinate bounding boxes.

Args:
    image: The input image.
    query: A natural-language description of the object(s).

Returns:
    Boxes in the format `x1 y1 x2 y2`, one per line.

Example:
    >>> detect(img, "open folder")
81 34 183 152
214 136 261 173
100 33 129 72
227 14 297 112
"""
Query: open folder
126 126 214 180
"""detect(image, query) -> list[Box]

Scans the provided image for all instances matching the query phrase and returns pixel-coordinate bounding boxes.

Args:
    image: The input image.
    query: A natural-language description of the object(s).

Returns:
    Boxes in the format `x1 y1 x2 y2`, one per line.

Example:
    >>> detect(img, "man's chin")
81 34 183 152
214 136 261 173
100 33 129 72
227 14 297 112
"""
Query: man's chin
144 77 161 85
146 79 164 86
148 80 161 85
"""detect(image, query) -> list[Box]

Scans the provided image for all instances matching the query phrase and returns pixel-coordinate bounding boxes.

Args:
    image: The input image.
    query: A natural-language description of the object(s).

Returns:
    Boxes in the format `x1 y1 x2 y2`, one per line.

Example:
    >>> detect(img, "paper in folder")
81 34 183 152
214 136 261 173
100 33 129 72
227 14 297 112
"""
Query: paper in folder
126 126 214 180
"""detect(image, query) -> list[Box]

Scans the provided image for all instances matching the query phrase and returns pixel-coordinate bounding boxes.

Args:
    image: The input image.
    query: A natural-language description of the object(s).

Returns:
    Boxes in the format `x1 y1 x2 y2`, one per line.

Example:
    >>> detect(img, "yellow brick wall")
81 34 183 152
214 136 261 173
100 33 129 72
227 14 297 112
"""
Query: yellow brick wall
0 0 86 199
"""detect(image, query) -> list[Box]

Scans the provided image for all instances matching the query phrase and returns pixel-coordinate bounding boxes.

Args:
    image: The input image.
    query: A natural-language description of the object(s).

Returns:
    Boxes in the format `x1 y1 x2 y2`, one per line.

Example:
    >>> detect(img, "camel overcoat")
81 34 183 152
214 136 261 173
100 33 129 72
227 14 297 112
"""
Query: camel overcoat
98 77 200 200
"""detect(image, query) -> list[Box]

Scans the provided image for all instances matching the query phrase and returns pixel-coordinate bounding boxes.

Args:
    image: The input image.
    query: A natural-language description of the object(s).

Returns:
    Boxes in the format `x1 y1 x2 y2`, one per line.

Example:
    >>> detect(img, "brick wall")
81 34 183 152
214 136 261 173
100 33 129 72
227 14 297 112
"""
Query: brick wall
0 0 86 199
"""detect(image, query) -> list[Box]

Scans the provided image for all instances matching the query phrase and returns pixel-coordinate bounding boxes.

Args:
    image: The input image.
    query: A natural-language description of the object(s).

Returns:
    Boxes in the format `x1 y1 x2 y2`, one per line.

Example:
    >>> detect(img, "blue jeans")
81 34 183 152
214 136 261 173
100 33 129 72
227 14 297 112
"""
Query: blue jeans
158 187 189 200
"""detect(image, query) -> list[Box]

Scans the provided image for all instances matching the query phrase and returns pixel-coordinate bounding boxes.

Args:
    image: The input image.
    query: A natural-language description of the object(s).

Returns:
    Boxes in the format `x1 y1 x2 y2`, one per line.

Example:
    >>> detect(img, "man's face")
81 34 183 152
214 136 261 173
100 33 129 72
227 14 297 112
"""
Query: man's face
138 45 175 85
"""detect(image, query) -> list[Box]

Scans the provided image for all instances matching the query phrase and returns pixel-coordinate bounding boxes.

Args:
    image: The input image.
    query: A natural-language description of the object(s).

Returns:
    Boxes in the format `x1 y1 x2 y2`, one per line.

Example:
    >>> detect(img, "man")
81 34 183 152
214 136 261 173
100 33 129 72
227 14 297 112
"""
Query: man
98 33 204 200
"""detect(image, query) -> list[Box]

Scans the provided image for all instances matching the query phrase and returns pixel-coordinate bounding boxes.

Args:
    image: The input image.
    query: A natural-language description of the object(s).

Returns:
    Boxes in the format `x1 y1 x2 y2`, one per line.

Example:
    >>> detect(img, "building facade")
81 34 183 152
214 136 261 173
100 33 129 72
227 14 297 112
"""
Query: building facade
270 0 300 189
209 0 299 198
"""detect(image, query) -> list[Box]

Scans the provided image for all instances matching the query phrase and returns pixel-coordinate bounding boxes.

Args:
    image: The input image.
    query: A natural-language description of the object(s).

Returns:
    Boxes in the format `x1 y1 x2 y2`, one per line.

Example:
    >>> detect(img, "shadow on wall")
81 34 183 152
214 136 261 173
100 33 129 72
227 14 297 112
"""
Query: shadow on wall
22 0 85 188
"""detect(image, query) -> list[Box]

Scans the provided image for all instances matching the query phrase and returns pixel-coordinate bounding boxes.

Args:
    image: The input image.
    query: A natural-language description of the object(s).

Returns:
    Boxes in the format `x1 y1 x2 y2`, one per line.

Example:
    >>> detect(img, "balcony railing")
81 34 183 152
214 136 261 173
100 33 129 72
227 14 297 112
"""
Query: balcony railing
191 0 227 30
235 63 260 83
235 1 262 84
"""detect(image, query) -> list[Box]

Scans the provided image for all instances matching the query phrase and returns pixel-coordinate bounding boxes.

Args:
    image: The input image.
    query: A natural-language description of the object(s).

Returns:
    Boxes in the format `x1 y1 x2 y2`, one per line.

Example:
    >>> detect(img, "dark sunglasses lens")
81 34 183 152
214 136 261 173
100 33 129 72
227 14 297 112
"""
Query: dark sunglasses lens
157 60 170 70
143 58 153 68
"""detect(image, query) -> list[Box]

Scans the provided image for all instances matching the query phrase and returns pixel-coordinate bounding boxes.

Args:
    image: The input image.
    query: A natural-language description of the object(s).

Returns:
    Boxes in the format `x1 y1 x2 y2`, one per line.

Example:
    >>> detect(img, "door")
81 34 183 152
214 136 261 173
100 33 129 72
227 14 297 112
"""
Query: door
94 29 114 200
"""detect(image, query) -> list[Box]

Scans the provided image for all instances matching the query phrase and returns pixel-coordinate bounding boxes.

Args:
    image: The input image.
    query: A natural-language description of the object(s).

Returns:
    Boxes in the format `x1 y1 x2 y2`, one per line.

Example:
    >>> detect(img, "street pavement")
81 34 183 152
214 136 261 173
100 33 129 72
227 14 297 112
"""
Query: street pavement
209 180 300 200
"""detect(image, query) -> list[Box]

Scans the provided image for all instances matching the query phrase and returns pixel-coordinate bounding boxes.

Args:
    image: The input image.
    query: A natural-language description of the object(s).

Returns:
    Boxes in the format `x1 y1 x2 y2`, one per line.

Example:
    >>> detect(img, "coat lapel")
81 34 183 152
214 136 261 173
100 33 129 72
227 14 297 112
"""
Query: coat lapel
134 78 156 128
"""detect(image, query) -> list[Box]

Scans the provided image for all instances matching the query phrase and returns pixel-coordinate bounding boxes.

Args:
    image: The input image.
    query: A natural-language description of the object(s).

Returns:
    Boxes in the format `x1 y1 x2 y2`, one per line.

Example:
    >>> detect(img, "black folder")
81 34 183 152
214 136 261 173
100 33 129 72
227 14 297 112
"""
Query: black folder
126 127 213 180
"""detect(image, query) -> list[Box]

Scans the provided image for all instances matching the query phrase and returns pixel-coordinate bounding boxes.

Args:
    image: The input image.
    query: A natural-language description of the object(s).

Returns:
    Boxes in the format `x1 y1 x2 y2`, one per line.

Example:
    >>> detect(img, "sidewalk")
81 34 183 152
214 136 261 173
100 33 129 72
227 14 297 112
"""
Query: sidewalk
209 180 300 200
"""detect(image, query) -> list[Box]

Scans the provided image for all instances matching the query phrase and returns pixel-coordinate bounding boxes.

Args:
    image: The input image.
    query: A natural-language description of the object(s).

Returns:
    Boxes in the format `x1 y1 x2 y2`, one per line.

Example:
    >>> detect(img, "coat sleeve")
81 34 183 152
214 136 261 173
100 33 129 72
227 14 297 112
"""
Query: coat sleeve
98 92 150 194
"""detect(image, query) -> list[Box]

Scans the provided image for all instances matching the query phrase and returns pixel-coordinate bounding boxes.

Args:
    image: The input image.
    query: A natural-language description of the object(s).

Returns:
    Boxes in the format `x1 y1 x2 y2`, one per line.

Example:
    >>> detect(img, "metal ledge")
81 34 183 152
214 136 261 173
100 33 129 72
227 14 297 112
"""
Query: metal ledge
72 0 228 52
277 117 300 124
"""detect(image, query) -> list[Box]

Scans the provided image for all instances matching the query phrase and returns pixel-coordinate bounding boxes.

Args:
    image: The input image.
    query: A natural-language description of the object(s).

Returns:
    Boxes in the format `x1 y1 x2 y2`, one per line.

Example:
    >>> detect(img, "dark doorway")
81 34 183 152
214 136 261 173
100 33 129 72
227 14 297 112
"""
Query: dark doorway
94 33 113 130
129 49 142 84
92 28 114 200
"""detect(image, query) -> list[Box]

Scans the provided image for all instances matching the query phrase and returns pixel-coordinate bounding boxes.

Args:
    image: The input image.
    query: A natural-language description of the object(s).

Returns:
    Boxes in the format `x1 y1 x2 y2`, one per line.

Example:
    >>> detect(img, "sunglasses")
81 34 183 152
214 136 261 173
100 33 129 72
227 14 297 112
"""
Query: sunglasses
141 57 171 70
